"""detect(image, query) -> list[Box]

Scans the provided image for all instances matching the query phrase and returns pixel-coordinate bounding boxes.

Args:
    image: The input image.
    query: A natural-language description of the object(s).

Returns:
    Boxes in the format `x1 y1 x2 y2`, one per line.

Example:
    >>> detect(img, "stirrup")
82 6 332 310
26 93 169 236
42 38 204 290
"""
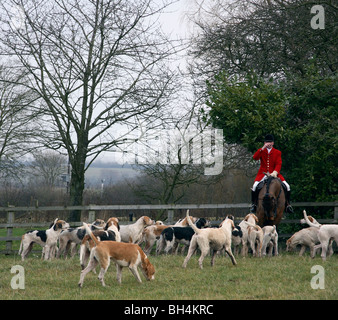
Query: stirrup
250 204 257 213
286 205 294 214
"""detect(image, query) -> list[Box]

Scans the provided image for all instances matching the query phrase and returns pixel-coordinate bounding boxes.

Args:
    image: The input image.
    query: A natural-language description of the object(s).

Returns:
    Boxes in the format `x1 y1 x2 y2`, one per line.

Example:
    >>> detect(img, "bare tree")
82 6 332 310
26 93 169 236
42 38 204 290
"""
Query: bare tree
0 0 180 220
29 151 67 188
0 64 37 178
128 103 256 220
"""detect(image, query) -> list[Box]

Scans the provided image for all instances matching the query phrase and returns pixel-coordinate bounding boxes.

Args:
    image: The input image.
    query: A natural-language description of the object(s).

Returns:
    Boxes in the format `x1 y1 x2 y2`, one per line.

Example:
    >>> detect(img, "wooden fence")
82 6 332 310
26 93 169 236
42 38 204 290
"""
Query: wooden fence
1 202 337 254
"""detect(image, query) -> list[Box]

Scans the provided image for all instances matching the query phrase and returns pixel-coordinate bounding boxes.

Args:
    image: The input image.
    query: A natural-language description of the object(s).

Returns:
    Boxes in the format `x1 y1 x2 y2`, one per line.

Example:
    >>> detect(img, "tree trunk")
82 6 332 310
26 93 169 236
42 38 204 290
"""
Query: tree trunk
68 149 87 222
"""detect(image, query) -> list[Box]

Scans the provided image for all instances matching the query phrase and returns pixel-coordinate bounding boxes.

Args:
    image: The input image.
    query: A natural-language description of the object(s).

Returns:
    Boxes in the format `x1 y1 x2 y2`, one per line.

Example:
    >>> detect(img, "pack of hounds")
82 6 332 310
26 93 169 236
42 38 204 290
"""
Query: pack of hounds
18 210 337 287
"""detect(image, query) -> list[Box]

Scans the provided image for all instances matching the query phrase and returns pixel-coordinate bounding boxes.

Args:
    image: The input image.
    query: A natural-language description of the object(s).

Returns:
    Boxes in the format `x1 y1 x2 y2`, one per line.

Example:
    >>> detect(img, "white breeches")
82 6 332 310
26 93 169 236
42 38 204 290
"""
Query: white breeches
252 177 290 191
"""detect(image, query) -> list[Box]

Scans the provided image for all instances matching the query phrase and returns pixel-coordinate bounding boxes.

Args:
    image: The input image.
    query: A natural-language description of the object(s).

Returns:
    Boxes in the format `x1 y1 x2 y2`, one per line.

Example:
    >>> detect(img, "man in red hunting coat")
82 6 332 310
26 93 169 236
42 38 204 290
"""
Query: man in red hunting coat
250 134 293 213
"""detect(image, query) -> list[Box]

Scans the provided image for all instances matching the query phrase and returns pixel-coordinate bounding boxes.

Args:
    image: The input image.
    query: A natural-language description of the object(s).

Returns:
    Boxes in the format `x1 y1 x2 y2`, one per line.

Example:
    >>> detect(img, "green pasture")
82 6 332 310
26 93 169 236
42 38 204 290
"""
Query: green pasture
0 249 337 300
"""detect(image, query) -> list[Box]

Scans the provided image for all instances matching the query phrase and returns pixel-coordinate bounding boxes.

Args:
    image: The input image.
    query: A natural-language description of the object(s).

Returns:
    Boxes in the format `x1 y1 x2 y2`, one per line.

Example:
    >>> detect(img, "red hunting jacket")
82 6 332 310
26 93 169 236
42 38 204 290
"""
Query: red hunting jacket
253 147 285 182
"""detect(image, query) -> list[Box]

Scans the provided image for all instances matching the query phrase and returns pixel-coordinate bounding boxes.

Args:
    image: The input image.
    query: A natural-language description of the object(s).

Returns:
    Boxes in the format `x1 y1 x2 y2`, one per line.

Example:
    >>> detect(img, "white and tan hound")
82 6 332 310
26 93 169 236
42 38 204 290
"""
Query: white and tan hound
261 225 278 257
239 213 260 256
79 217 121 269
247 223 264 257
120 215 154 243
182 211 237 269
286 227 321 258
303 210 337 261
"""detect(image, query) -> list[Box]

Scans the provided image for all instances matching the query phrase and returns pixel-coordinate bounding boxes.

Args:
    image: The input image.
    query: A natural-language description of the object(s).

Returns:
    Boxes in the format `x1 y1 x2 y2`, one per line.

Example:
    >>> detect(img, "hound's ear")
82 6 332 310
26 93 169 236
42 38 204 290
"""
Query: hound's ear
254 215 258 223
244 214 249 221
117 223 120 231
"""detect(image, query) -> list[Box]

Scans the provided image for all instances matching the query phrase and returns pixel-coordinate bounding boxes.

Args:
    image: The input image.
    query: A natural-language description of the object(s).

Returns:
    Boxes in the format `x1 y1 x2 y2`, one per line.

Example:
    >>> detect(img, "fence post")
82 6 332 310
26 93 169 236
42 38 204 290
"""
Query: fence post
6 208 15 254
88 206 96 223
334 202 338 220
167 209 174 224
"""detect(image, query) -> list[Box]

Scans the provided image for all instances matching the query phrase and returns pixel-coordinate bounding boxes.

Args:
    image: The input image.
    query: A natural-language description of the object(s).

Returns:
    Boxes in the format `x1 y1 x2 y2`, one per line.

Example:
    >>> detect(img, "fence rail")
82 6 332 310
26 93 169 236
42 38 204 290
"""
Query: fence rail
1 202 337 254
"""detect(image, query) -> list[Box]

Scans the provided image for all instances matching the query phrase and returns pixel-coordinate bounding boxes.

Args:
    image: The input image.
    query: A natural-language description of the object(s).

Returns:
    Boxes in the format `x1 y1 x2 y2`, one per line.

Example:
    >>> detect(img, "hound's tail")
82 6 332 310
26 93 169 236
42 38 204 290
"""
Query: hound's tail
186 210 201 235
270 225 276 236
243 220 261 231
303 210 321 228
83 222 100 246
18 235 24 255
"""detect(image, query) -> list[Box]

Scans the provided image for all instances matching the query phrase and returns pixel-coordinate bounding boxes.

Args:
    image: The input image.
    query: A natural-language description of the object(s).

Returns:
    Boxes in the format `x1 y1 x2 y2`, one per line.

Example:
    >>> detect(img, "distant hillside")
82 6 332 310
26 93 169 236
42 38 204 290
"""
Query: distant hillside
85 162 139 185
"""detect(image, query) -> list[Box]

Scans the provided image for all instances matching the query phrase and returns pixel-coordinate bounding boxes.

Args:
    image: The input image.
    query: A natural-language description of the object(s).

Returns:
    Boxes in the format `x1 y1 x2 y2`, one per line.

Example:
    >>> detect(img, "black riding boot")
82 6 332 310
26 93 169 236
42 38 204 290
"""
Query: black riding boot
250 189 257 213
285 191 294 214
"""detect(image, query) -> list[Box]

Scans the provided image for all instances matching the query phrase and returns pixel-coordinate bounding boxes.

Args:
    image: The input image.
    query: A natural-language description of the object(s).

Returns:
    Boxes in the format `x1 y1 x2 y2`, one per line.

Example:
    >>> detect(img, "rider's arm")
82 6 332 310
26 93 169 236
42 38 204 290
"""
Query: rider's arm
253 148 263 160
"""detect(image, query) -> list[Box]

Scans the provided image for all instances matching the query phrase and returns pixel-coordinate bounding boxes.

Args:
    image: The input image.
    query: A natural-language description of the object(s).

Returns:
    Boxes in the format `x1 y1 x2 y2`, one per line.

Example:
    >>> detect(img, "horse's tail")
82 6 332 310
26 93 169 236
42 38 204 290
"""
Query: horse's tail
303 210 321 228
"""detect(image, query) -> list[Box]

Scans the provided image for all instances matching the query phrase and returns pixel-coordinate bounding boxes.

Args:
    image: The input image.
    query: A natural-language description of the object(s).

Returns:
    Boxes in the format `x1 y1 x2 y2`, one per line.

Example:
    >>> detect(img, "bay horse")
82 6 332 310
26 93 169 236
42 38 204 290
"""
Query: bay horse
256 175 285 227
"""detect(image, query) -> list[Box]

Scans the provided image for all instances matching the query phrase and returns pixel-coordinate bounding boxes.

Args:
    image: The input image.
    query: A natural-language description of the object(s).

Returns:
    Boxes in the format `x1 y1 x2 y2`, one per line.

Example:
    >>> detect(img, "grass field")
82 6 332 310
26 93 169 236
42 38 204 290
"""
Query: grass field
0 249 337 300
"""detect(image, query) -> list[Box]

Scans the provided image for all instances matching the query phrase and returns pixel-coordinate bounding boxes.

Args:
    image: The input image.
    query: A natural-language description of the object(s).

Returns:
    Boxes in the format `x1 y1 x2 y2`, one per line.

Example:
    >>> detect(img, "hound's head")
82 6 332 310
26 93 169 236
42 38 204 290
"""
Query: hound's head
155 220 164 225
286 237 295 252
142 216 154 227
105 217 120 231
142 257 155 281
244 213 259 223
195 217 210 228
220 217 235 230
227 215 235 221
52 219 70 231
92 219 106 229
232 225 242 237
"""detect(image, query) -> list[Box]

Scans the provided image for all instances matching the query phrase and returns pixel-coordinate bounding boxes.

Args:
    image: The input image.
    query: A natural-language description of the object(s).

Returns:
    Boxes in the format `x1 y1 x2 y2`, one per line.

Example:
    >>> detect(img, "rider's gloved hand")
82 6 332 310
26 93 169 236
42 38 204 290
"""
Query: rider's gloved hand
271 170 278 178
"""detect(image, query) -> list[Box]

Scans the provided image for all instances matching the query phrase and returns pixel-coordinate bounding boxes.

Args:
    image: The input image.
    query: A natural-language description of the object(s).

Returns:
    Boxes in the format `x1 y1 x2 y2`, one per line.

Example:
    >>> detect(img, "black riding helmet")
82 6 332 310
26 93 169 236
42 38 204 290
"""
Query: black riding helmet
264 134 274 142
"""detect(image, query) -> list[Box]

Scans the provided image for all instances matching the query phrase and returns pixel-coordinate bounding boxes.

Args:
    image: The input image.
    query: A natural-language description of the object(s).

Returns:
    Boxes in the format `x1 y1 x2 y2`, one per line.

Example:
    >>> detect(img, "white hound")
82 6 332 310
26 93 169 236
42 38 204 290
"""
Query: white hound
182 210 237 269
120 216 154 243
303 210 337 261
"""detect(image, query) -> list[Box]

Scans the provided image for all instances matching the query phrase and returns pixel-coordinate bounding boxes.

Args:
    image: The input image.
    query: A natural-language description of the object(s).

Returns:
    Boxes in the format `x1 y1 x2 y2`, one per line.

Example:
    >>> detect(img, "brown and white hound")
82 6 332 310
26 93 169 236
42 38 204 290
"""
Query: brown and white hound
78 223 155 287
79 217 121 269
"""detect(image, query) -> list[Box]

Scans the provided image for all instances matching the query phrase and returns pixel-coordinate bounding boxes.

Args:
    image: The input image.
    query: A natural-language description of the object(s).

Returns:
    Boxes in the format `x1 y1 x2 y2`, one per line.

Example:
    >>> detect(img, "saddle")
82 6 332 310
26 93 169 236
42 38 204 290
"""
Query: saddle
258 177 285 194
